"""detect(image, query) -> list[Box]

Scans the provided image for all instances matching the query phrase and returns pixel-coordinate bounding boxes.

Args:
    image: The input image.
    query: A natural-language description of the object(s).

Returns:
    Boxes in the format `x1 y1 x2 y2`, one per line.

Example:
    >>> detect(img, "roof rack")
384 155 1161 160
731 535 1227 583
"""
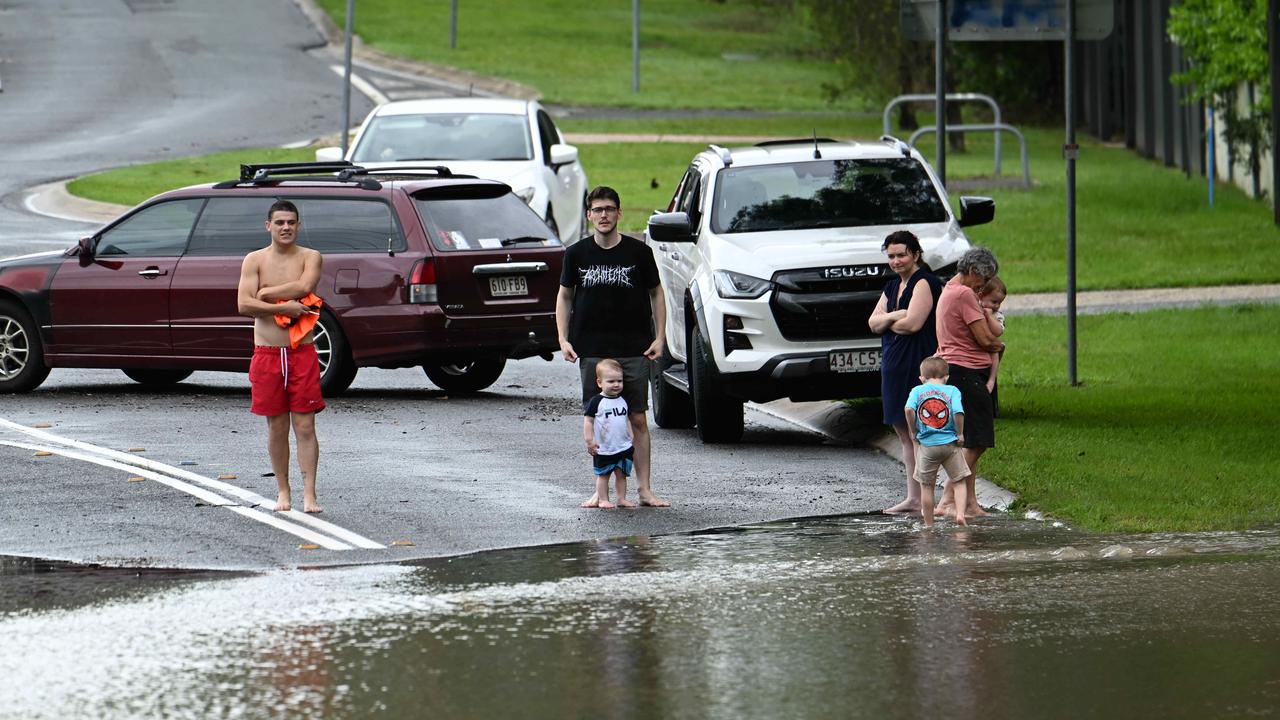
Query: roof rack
753 138 839 148
240 161 356 181
346 165 456 178
212 161 382 190
879 135 913 157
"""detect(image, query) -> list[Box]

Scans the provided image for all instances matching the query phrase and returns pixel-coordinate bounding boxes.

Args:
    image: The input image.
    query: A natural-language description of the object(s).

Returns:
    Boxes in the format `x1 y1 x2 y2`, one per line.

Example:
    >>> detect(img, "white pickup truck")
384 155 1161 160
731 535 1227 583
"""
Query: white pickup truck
645 137 995 442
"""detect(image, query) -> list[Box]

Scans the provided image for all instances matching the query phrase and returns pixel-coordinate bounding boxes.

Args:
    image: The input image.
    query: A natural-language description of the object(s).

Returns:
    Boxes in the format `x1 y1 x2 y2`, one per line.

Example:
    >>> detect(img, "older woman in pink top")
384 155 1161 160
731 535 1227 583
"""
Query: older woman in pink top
934 247 1005 518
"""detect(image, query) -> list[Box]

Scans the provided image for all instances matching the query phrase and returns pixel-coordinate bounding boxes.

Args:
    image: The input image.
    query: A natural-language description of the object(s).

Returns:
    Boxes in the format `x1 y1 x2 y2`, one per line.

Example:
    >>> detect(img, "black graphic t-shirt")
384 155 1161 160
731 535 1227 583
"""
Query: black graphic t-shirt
560 234 661 357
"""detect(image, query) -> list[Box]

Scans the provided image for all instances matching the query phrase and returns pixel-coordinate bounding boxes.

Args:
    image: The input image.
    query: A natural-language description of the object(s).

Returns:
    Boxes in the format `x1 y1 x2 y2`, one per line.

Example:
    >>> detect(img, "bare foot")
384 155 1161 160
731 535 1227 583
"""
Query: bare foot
303 503 323 514
966 504 989 517
883 498 921 515
638 492 670 507
598 499 616 509
580 494 601 508
274 492 291 512
934 503 955 517
616 498 637 508
953 511 968 526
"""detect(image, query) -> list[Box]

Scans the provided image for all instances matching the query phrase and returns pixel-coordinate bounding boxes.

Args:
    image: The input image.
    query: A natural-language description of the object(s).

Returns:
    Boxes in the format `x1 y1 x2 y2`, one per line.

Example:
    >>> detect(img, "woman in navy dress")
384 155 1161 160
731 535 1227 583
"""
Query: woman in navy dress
867 230 942 515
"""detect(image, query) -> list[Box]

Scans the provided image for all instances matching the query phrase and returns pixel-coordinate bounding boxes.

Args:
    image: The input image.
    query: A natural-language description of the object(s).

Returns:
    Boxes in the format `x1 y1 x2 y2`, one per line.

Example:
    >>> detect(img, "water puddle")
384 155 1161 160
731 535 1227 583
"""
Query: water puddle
3 516 1278 719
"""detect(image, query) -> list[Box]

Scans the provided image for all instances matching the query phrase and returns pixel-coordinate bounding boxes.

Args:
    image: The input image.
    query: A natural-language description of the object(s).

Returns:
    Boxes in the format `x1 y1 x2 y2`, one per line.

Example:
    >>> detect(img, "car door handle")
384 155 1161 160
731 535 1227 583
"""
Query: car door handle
137 267 168 278
668 251 681 261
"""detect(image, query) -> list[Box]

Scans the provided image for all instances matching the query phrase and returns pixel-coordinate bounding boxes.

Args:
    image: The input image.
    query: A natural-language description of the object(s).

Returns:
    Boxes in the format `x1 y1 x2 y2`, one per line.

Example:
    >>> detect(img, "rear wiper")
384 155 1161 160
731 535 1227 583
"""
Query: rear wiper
500 236 549 246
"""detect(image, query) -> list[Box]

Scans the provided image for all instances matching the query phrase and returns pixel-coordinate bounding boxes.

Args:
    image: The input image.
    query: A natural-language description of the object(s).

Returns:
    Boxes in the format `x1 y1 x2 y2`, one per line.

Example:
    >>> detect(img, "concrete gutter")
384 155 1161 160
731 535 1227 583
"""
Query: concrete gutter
753 399 1019 512
21 181 123 227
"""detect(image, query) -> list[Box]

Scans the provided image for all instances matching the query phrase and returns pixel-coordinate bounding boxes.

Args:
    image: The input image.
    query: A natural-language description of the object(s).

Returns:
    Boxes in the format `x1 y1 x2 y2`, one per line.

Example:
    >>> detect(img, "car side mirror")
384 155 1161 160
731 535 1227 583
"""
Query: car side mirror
958 196 995 227
73 235 97 265
315 146 344 162
548 143 578 167
647 211 695 243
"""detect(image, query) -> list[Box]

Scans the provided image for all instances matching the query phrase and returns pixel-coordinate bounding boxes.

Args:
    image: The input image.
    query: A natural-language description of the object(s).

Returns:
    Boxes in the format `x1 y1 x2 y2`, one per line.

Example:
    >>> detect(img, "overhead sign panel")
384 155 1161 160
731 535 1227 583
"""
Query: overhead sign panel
902 0 1115 41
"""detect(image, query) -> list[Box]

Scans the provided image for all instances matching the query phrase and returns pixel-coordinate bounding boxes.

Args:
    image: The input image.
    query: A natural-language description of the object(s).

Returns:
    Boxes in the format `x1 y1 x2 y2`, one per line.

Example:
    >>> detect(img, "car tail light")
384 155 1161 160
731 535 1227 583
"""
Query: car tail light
408 259 438 304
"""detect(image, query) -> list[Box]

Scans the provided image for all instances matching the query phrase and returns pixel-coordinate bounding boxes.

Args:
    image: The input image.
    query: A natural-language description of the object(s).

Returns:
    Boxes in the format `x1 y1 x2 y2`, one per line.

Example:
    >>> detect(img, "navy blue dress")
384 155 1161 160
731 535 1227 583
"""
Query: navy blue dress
880 268 942 425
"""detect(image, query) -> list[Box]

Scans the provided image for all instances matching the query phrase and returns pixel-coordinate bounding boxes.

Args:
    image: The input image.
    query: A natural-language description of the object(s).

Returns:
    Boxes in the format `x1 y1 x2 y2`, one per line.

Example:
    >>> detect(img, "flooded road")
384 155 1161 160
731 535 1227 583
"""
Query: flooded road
3 516 1279 719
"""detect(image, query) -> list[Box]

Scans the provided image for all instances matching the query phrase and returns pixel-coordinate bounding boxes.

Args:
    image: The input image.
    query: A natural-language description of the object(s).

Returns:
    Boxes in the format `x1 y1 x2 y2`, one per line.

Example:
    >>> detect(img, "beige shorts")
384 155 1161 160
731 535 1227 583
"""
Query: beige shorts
914 443 971 487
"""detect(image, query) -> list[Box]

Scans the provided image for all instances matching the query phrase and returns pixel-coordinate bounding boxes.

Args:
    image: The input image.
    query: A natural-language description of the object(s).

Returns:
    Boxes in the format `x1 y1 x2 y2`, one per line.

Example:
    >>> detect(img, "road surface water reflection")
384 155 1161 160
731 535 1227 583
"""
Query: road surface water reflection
3 515 1278 719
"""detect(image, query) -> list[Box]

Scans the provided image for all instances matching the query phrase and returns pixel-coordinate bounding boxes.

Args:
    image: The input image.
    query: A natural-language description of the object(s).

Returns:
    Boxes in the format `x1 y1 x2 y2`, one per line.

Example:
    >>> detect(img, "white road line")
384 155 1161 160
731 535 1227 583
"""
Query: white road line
1 440 354 551
330 64 390 105
226 507 355 551
0 418 385 550
1 440 235 507
350 57 499 97
280 508 386 550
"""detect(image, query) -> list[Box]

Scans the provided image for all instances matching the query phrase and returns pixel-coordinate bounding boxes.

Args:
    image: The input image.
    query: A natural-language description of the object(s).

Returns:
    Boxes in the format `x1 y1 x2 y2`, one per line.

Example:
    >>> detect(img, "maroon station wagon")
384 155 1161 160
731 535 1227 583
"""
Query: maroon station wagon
0 162 565 395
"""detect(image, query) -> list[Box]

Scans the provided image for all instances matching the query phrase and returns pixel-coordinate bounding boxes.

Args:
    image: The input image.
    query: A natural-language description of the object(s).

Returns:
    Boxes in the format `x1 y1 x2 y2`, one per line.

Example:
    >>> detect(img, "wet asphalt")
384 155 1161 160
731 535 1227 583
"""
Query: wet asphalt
0 363 902 570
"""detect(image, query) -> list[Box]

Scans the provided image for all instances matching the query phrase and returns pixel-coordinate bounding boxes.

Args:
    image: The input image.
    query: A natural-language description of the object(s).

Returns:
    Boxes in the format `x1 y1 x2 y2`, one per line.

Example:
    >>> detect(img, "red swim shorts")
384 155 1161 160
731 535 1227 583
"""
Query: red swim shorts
249 344 326 417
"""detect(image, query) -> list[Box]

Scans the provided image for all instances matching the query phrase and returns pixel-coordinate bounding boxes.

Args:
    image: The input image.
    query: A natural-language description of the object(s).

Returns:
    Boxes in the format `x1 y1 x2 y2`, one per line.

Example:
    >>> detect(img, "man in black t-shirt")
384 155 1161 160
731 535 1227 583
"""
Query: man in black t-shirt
556 186 670 507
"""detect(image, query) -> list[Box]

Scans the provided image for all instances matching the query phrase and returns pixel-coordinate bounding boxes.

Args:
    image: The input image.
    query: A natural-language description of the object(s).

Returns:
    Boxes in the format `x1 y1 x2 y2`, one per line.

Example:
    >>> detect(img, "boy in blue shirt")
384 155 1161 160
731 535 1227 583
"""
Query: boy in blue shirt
905 357 973 527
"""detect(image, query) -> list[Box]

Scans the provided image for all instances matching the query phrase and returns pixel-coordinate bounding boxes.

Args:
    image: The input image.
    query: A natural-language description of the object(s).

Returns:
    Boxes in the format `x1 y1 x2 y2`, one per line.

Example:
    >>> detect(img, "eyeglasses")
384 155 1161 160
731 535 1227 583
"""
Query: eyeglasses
588 206 619 216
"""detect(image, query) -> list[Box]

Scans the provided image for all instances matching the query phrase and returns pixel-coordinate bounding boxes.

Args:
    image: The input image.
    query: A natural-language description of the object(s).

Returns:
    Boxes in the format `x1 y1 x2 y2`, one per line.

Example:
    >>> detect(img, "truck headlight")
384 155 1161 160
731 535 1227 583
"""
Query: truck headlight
713 270 772 299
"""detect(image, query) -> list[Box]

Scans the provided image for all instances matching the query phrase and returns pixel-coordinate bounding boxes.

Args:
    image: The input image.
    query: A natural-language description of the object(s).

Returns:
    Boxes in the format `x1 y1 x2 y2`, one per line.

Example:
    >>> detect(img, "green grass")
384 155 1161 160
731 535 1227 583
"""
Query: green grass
917 128 1280 293
66 147 314 208
313 0 864 111
984 303 1280 532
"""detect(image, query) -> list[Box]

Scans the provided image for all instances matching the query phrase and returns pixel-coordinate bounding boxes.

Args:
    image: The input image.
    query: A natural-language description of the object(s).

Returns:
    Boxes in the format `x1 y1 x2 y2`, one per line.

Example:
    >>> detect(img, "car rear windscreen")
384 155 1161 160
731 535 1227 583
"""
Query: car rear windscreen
413 191 559 252
353 113 534 163
711 157 948 233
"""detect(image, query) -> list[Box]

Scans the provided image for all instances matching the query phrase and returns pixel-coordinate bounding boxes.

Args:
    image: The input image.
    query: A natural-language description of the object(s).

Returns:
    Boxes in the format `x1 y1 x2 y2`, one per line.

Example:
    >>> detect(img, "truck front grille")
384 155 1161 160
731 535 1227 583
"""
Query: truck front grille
768 265 889 342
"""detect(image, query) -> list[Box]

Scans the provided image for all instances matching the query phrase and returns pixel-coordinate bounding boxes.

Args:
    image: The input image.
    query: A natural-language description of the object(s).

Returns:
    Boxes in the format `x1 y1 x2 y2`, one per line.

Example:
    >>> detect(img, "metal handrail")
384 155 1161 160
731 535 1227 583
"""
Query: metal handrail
907 123 1031 189
884 93 1004 175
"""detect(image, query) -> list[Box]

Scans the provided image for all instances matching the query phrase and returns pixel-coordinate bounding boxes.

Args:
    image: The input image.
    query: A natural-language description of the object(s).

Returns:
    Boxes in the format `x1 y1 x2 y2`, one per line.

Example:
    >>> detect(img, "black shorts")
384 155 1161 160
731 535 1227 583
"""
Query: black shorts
947 363 995 449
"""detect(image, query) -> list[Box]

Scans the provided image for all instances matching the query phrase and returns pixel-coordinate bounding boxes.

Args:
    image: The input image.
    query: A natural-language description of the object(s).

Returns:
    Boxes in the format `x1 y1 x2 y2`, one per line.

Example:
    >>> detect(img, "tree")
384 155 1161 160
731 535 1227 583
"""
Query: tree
798 0 1063 137
1168 0 1271 191
799 0 936 130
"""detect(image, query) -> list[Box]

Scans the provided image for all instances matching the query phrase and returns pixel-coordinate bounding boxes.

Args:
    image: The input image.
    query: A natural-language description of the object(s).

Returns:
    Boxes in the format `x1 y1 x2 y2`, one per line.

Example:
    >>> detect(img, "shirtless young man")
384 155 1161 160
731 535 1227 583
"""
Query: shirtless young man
237 200 326 513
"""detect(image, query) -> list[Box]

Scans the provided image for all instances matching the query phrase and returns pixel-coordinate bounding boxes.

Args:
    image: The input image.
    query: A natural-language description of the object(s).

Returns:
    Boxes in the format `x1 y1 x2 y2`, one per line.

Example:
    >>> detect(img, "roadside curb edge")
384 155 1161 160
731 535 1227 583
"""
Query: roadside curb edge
754 399 1019 512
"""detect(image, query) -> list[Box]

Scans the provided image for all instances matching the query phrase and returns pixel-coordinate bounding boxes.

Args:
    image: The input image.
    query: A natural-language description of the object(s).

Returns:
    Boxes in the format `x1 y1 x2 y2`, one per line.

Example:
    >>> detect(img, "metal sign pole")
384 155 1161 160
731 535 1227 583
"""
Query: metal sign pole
632 0 640 93
340 0 355 157
935 0 946 186
1208 106 1216 208
1065 0 1078 385
450 0 458 50
1272 0 1280 225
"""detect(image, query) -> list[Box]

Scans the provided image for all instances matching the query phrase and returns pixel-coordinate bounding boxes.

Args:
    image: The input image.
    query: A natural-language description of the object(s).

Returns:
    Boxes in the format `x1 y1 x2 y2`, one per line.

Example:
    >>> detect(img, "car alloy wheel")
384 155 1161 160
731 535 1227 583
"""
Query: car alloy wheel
0 300 50 393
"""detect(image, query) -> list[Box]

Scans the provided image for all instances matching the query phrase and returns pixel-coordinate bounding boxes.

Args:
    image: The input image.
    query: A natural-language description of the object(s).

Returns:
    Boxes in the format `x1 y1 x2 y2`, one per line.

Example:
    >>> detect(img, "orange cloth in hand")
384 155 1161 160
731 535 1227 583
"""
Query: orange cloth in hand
273 293 324 349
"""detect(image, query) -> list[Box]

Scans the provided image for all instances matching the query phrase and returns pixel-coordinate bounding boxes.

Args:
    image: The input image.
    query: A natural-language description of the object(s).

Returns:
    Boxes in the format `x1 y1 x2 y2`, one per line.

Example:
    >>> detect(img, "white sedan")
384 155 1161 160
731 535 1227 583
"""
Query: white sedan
317 98 589 244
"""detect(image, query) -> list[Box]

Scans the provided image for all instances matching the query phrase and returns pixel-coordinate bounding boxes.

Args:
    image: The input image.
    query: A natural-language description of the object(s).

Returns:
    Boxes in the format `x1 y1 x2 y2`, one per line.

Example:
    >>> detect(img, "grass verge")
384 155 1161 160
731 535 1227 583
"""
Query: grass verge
983 303 1279 532
66 147 313 208
313 0 859 111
